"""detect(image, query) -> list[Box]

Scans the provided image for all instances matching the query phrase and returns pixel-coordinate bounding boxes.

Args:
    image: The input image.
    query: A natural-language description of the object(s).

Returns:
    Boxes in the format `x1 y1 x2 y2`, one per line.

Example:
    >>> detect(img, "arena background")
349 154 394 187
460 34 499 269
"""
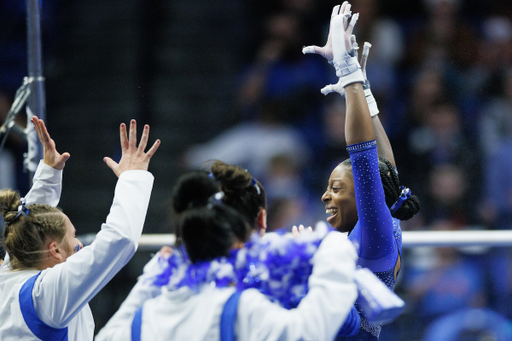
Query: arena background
2 0 512 339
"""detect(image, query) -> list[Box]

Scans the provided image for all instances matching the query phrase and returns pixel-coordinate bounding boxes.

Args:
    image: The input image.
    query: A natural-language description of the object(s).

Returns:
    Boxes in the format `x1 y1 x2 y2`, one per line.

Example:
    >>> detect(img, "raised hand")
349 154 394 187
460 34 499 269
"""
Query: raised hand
304 2 364 94
303 2 357 65
159 246 173 259
302 3 345 61
292 224 313 238
103 119 160 177
31 116 70 170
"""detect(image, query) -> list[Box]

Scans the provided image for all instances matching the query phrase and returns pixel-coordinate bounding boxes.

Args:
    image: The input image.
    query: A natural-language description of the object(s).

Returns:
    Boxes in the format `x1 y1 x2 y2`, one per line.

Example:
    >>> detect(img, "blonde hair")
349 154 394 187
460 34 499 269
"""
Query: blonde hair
1 189 68 269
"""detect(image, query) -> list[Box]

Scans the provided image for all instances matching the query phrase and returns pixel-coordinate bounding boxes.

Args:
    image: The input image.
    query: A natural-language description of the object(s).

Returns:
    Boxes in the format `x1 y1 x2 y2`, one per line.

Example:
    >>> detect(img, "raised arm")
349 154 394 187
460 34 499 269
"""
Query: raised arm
33 120 160 328
23 117 70 206
306 3 396 267
344 83 374 144
372 115 396 167
305 2 372 144
95 250 169 340
359 43 396 167
305 17 395 166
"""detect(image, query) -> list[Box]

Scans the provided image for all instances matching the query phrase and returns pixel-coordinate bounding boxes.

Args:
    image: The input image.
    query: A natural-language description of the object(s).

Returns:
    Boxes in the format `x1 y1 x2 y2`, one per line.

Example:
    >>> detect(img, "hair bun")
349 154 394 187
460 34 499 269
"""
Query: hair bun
0 189 21 222
172 171 220 214
210 161 252 192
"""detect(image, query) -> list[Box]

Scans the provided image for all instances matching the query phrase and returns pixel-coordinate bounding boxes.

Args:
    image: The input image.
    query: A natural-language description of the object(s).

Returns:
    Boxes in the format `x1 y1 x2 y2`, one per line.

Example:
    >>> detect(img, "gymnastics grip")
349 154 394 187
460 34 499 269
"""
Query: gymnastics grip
354 268 405 324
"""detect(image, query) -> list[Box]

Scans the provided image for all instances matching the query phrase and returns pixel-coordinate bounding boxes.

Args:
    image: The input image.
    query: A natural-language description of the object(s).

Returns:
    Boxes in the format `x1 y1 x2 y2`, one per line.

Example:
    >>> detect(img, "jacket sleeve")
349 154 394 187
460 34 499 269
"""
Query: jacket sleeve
236 231 358 341
95 252 165 341
32 170 154 328
25 160 63 207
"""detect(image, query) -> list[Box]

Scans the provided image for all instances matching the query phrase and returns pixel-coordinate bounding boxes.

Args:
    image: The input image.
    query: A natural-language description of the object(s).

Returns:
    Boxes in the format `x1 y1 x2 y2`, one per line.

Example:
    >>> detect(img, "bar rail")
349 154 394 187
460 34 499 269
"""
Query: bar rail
77 230 512 250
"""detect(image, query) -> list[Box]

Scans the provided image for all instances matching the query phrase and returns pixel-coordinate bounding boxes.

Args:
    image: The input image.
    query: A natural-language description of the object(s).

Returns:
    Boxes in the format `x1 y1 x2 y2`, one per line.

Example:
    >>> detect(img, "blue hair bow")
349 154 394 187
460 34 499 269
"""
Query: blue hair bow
390 187 411 214
14 198 30 220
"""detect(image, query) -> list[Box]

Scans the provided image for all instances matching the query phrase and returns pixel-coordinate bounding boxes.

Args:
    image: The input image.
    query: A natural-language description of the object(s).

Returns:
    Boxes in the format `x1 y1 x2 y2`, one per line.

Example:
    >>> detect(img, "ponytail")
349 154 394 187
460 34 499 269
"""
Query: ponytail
340 158 420 220
171 171 251 263
378 158 420 220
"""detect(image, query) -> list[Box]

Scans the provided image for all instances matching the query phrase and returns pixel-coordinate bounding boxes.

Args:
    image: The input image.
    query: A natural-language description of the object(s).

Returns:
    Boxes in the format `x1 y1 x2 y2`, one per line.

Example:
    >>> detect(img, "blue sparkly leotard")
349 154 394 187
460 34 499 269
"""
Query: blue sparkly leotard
339 140 402 340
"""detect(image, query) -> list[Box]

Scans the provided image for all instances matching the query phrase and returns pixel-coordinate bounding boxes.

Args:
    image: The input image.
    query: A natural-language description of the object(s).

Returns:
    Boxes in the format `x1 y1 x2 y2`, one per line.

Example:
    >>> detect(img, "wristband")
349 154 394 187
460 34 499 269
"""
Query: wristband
364 89 379 117
363 80 379 117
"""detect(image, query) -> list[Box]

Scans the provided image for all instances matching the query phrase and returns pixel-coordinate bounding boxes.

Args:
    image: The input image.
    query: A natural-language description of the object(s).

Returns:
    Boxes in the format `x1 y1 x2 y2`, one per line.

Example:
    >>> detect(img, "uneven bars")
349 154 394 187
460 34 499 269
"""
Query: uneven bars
25 0 45 181
77 230 512 250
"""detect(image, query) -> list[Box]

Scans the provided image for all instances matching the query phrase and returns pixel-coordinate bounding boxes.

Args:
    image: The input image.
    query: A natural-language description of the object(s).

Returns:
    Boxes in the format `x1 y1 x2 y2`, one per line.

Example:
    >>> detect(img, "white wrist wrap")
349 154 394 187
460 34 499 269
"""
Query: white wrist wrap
332 54 365 88
339 69 365 88
364 88 379 117
333 54 361 78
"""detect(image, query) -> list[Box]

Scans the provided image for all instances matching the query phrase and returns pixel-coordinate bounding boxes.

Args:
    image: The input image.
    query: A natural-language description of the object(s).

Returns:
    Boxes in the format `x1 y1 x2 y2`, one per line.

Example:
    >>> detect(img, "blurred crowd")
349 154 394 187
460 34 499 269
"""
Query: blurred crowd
185 0 512 339
3 0 512 339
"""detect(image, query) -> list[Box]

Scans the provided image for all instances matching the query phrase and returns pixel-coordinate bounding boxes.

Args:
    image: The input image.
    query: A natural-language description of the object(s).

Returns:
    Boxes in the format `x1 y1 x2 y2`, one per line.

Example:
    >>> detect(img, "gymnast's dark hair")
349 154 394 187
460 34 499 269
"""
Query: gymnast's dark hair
171 171 251 263
210 161 267 228
341 157 420 220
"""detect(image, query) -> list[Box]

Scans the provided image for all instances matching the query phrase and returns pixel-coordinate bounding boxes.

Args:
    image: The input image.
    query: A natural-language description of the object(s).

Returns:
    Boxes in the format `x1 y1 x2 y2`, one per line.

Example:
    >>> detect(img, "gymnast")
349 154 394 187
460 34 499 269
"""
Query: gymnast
95 170 359 341
0 117 159 340
302 2 420 339
94 3 413 338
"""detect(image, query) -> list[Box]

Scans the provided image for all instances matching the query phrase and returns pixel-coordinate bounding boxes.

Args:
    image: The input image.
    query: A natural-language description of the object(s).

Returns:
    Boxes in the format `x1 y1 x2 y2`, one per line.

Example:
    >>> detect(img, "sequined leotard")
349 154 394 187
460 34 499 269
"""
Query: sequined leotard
339 140 402 340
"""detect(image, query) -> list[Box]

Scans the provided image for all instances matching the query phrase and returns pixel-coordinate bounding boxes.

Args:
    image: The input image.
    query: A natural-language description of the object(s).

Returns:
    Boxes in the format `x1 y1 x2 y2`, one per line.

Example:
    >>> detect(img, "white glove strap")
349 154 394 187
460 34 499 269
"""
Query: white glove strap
333 53 360 78
338 69 365 88
364 88 379 117
332 53 365 88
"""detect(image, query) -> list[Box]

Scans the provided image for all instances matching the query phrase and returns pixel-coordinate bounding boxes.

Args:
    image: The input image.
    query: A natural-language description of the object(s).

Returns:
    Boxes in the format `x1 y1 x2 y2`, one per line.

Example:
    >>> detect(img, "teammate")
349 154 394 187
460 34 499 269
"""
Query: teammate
95 171 359 341
0 117 159 340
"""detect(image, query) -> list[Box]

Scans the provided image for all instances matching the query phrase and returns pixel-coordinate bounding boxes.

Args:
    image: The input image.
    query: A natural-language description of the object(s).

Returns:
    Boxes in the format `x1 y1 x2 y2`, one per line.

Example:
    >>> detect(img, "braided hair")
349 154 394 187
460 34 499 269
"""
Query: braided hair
341 157 420 220
0 189 67 270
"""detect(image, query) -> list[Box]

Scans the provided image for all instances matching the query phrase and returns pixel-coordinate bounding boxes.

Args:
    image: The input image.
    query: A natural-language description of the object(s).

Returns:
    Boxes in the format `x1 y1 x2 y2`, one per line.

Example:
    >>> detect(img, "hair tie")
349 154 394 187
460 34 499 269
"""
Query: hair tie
73 244 82 253
14 198 30 220
207 191 225 209
390 187 411 214
250 178 261 195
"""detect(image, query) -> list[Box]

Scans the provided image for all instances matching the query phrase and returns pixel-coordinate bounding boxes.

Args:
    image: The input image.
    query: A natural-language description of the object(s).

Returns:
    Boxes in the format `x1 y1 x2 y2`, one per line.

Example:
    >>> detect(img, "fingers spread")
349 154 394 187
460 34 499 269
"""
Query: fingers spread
347 12 359 35
119 123 128 150
360 41 372 75
351 35 358 49
145 139 161 160
128 119 137 150
32 117 51 145
332 4 341 16
321 84 334 95
302 45 321 55
138 124 149 153
103 157 118 172
343 2 352 16
292 225 299 238
32 117 43 140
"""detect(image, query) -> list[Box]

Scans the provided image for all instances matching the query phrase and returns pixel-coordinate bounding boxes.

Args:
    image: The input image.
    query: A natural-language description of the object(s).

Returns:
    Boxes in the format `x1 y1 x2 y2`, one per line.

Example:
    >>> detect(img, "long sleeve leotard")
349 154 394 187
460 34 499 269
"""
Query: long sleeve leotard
342 140 402 340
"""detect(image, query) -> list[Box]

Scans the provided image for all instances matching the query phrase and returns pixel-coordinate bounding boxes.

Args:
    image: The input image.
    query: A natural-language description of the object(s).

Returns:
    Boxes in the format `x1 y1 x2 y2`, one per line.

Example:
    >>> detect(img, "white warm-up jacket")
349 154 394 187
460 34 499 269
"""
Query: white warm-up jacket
0 161 154 341
96 231 358 341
